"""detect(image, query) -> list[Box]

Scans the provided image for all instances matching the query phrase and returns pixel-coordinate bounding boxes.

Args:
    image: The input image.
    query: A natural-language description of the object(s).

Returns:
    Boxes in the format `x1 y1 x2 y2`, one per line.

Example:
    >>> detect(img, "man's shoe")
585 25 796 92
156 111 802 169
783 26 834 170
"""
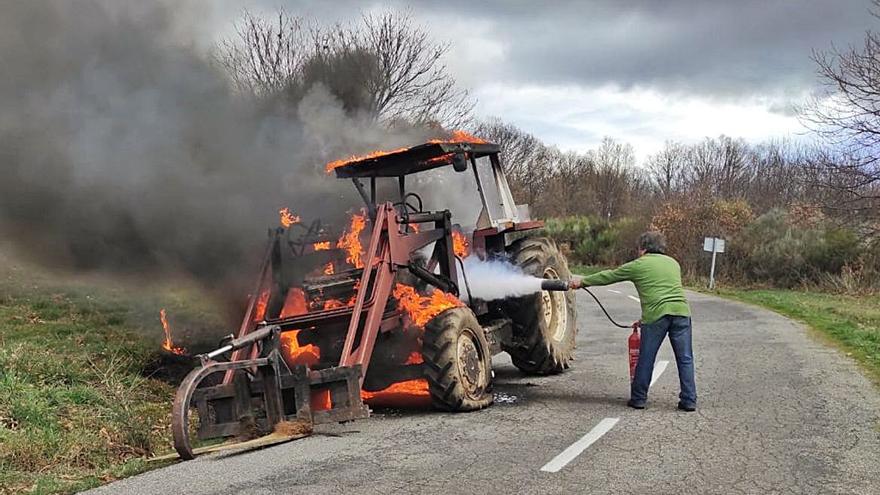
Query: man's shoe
677 402 696 412
627 400 646 409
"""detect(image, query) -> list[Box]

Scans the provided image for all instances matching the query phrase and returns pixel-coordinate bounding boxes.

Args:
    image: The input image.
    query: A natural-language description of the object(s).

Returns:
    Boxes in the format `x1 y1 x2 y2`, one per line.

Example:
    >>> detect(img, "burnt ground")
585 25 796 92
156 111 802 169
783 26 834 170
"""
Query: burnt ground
86 283 880 494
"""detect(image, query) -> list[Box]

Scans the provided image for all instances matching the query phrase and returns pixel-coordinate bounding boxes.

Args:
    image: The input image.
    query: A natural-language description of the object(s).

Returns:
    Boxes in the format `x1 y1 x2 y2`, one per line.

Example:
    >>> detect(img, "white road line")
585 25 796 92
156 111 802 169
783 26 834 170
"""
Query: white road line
651 360 670 387
627 295 640 302
540 418 620 473
607 289 622 294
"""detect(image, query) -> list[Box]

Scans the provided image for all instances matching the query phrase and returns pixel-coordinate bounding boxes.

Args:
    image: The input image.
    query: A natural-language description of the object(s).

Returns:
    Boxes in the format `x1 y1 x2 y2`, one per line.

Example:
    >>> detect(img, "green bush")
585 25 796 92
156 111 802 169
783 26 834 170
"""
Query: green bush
543 216 644 266
729 209 862 287
809 227 861 274
547 206 872 291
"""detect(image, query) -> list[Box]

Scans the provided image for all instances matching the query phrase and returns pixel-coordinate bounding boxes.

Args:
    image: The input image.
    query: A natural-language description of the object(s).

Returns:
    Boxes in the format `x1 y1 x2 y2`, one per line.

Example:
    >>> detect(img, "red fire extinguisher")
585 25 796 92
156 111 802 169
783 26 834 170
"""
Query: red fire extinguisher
628 322 641 382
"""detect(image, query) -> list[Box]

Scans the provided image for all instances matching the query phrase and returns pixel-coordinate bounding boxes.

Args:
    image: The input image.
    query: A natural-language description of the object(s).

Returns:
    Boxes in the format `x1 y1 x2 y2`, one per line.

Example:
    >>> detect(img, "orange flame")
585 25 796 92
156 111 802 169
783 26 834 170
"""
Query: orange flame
323 262 335 275
280 330 321 367
279 207 300 228
337 212 367 269
405 350 423 365
393 284 462 328
277 290 330 408
424 152 455 165
313 241 331 251
452 231 470 258
279 288 307 318
280 329 331 410
324 131 486 173
428 130 487 144
159 309 186 355
326 147 409 174
253 289 271 321
322 298 346 310
361 379 431 407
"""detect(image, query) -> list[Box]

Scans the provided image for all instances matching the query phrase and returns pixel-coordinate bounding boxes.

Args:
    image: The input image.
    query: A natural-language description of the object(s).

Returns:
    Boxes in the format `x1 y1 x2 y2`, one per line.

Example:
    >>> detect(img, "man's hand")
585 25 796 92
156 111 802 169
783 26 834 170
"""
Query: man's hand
569 277 584 289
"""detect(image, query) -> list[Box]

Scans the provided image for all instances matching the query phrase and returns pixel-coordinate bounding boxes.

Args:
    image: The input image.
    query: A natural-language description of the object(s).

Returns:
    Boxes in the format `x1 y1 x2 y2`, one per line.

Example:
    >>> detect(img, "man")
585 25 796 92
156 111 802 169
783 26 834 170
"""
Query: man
570 231 697 411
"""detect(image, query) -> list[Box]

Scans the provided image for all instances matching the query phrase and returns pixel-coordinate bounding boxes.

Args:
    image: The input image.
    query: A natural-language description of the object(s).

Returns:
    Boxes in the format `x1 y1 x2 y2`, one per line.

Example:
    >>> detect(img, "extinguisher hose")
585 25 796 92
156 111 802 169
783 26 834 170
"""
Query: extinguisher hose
580 287 632 329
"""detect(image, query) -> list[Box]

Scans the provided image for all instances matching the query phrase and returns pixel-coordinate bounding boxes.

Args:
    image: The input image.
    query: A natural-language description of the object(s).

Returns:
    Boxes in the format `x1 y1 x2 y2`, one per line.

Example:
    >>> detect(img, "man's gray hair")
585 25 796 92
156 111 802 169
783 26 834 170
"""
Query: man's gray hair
638 231 667 254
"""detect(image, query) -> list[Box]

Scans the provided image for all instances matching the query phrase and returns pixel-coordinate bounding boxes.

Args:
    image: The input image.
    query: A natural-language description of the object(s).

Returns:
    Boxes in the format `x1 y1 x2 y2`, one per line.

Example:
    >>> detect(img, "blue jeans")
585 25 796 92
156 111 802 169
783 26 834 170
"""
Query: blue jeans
631 315 697 406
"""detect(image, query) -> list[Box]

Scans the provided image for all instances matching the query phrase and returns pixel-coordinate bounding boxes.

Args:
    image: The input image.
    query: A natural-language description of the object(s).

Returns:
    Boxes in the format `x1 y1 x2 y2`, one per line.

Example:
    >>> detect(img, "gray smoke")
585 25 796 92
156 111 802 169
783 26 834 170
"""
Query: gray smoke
458 257 543 302
0 1 431 290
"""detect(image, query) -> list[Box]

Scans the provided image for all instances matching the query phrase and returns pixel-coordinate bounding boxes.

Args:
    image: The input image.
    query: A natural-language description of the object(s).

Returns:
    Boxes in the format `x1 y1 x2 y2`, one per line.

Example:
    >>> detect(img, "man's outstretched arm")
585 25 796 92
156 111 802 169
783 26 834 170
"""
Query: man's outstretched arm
570 259 638 288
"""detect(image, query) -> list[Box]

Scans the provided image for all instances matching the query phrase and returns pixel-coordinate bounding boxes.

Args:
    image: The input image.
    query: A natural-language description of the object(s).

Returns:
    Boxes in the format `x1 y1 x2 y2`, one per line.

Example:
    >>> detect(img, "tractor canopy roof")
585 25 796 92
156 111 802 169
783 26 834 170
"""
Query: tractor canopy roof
329 141 500 178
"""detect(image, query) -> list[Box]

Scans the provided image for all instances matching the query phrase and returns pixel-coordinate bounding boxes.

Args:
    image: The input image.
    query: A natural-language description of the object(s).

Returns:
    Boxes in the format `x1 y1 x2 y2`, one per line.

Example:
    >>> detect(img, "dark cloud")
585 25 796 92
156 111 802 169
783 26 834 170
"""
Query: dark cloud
258 0 876 99
486 0 874 97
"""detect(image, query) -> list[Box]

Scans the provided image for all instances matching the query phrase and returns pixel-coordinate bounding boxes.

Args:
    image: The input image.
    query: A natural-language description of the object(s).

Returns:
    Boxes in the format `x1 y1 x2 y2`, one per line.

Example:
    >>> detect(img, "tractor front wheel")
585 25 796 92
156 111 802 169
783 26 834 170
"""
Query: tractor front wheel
422 307 493 411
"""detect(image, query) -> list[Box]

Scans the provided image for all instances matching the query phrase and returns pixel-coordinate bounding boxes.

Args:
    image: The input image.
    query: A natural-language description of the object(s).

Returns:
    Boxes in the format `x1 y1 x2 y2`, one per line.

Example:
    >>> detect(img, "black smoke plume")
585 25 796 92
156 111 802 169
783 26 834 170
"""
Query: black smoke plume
0 1 429 290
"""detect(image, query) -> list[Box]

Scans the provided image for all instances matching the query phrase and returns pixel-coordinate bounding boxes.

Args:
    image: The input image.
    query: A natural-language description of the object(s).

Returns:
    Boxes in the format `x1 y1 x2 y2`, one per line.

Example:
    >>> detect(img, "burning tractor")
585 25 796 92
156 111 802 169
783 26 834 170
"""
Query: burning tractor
170 135 577 459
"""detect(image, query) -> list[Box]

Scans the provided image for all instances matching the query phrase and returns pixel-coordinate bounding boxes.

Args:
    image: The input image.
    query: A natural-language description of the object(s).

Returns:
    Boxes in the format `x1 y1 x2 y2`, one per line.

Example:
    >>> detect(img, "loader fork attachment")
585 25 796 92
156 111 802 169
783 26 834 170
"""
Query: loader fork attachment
171 326 367 460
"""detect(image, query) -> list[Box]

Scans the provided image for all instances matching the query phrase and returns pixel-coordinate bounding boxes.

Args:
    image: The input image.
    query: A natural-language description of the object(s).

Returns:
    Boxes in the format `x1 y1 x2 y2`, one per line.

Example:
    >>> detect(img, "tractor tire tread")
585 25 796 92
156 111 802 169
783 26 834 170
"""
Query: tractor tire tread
422 307 493 412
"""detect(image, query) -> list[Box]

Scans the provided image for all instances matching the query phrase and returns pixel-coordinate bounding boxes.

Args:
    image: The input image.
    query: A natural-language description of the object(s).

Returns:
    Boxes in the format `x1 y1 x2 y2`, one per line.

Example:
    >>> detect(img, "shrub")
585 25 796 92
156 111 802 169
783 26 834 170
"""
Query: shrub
543 216 646 266
651 198 754 278
729 209 862 287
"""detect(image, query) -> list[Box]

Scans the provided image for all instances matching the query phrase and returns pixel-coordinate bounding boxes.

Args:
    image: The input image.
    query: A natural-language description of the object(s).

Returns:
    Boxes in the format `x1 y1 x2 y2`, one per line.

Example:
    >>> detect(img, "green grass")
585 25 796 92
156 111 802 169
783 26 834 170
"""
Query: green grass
0 254 226 494
715 288 880 384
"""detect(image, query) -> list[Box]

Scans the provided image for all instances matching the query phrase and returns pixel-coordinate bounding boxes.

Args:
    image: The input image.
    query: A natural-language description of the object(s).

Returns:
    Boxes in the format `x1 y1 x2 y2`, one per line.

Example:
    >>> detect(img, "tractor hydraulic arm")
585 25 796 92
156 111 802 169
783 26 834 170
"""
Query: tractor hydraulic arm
200 325 280 363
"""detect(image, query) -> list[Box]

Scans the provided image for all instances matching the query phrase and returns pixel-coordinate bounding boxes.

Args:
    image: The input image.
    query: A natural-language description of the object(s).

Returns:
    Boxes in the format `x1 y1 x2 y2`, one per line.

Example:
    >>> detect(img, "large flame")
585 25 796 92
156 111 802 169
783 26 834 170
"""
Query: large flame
324 130 487 173
393 284 462 328
375 286 458 404
337 212 367 269
452 230 470 258
325 147 409 174
159 309 186 355
279 207 301 228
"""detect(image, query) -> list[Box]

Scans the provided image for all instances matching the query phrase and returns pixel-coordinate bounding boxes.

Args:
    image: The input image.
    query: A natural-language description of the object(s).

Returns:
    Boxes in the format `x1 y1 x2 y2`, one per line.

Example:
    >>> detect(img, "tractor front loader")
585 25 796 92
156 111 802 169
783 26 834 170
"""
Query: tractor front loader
170 139 578 459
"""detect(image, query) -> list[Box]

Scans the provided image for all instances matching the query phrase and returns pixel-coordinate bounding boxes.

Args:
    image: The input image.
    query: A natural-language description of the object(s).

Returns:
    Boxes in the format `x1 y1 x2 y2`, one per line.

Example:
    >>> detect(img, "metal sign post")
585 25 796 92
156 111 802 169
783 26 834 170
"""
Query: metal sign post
703 237 725 289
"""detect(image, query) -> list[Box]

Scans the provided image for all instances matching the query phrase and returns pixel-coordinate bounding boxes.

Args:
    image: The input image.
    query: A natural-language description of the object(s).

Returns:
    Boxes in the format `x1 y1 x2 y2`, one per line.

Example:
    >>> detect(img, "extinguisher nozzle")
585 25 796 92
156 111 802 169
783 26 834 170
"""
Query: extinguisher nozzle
540 279 570 291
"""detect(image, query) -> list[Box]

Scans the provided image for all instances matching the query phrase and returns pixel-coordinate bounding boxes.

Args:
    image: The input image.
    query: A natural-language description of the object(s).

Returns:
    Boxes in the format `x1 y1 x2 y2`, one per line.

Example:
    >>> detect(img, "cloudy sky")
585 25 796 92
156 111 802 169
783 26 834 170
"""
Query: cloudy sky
209 0 876 161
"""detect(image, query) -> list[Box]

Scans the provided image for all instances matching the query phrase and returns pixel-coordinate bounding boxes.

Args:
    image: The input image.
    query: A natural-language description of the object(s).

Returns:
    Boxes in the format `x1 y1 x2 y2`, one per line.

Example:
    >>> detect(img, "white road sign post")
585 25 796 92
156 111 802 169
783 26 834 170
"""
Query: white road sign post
703 237 725 289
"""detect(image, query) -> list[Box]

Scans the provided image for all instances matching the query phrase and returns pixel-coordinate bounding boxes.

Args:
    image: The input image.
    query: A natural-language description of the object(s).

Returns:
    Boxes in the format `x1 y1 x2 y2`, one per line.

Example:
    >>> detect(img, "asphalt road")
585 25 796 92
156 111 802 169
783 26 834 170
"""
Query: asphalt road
89 284 880 495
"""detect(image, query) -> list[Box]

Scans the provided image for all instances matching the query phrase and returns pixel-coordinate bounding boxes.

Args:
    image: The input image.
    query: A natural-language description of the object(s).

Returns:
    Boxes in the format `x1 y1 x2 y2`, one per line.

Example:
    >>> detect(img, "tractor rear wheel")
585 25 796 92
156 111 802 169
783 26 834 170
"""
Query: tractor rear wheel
422 307 493 411
503 237 577 375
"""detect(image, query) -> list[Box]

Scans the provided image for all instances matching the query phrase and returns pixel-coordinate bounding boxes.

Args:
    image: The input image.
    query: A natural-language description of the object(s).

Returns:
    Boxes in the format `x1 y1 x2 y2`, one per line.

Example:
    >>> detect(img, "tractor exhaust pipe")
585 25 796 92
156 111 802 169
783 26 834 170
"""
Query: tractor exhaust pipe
540 279 571 291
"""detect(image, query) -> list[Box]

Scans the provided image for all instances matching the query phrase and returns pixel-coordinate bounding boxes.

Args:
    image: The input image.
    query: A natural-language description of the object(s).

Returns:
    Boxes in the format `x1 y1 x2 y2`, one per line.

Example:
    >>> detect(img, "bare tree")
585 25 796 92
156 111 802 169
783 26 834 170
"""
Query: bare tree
472 118 549 209
590 137 636 220
545 151 593 217
357 12 472 126
714 135 752 199
217 9 472 127
647 140 686 199
800 4 880 231
216 9 306 96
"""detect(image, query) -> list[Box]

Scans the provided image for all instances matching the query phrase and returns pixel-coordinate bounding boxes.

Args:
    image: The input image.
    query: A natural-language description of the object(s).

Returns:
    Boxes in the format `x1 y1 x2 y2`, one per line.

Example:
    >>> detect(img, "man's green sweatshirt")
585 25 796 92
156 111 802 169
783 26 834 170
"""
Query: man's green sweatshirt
580 253 690 324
